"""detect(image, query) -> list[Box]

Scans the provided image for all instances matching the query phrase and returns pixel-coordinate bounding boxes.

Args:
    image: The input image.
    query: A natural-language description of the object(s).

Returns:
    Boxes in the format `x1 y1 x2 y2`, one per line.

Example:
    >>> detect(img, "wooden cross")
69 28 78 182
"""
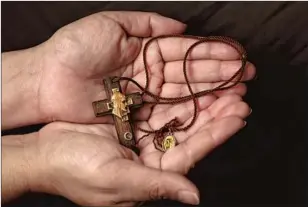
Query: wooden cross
92 77 143 154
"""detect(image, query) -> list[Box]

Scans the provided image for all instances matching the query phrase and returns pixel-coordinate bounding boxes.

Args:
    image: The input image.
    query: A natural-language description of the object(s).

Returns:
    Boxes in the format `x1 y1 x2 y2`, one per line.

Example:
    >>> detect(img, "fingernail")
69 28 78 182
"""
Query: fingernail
243 121 247 126
249 108 252 115
253 75 258 80
177 190 200 205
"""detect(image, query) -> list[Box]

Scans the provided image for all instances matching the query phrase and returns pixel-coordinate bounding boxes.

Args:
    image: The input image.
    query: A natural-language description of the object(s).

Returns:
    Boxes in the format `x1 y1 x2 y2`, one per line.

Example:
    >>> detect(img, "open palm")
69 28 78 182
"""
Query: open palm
39 11 255 173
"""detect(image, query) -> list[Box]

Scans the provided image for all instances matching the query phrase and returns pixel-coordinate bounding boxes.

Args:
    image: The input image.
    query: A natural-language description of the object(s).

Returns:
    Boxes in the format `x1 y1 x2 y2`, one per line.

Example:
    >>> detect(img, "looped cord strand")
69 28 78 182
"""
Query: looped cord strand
115 35 247 149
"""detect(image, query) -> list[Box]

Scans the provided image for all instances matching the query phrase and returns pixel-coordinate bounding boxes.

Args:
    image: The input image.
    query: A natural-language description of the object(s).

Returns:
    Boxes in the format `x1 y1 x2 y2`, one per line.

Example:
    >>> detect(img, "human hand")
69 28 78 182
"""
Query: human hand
29 122 199 206
37 11 187 123
37 10 256 175
137 93 251 175
31 93 252 206
36 11 255 125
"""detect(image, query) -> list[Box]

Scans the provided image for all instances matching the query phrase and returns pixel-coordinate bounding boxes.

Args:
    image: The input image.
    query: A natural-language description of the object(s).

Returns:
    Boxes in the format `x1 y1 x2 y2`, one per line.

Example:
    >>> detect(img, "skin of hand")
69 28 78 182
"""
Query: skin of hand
1 11 256 206
2 90 251 206
2 92 251 206
2 123 200 206
1 11 255 130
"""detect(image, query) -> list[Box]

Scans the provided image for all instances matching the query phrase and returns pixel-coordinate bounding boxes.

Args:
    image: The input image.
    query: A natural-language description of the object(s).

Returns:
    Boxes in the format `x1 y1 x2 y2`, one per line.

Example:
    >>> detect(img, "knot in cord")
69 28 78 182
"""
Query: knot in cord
137 117 182 146
159 118 182 134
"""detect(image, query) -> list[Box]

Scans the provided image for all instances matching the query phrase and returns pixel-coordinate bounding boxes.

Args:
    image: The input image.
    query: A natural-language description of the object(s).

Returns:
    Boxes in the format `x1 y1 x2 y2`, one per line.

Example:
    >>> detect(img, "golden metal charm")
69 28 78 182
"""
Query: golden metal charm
162 135 177 151
108 88 134 122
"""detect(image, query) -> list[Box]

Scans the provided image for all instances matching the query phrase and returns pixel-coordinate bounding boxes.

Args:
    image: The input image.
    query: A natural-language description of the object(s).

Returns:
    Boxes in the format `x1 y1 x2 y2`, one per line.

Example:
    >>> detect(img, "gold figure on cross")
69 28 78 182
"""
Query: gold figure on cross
107 88 133 122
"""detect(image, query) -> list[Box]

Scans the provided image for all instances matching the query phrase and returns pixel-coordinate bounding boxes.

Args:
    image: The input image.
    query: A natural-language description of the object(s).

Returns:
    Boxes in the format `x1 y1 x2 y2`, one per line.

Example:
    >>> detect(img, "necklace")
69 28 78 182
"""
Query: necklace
93 35 247 153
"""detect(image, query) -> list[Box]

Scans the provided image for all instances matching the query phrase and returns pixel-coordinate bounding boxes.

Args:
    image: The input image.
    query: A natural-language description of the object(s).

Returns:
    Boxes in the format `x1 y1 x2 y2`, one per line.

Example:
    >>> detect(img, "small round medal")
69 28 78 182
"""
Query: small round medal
124 132 133 141
162 135 176 151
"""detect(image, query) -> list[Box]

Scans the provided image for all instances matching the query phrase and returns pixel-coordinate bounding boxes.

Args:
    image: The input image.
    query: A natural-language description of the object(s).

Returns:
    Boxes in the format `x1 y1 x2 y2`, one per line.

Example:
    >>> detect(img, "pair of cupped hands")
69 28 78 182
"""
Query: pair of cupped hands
6 11 256 206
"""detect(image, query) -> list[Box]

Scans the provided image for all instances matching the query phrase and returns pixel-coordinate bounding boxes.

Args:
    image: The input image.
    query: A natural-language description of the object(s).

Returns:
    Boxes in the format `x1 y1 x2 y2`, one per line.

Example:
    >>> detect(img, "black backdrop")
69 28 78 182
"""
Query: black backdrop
2 2 307 207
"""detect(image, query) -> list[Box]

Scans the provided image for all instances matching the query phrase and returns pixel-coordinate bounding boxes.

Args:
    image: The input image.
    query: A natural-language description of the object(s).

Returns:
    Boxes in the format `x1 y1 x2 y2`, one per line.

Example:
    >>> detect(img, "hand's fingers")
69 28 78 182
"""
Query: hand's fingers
207 94 243 118
161 116 246 174
156 37 241 62
146 95 245 143
129 81 246 122
95 11 186 68
215 101 251 119
164 60 256 83
137 96 215 155
164 94 245 143
214 84 247 97
113 159 200 205
159 82 247 98
110 202 137 207
102 11 186 37
137 97 250 161
148 94 216 130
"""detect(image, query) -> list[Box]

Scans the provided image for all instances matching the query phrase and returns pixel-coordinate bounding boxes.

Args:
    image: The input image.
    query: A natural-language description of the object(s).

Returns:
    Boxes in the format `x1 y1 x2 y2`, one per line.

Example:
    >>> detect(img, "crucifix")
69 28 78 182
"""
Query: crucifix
92 77 143 154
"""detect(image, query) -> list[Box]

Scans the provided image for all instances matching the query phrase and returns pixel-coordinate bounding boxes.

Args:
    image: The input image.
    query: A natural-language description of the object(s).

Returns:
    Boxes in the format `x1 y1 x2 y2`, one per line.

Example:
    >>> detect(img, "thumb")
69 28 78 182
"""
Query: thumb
115 160 200 205
102 11 187 37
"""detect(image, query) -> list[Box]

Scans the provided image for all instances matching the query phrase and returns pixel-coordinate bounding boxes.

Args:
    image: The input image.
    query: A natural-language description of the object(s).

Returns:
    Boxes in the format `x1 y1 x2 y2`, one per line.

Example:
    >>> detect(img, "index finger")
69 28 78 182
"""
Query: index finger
155 37 241 62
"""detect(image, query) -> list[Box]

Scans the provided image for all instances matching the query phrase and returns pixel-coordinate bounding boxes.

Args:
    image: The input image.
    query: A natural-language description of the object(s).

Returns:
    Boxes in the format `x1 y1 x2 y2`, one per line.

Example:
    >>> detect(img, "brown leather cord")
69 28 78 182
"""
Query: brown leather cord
114 35 247 150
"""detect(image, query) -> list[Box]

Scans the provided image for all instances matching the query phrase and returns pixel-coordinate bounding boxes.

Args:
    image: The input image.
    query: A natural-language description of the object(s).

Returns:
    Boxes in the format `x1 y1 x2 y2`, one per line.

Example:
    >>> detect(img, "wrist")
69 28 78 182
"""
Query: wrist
2 43 48 129
2 133 41 202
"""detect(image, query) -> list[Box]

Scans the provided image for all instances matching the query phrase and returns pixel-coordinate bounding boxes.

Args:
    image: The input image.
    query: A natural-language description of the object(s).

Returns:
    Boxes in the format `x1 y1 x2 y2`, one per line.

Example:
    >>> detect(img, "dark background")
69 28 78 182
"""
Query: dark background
2 1 307 207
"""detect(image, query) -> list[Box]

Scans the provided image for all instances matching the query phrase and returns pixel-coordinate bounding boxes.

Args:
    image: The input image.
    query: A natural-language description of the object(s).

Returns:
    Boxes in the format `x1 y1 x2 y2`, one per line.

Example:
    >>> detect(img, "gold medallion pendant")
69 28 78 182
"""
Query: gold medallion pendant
162 135 177 151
